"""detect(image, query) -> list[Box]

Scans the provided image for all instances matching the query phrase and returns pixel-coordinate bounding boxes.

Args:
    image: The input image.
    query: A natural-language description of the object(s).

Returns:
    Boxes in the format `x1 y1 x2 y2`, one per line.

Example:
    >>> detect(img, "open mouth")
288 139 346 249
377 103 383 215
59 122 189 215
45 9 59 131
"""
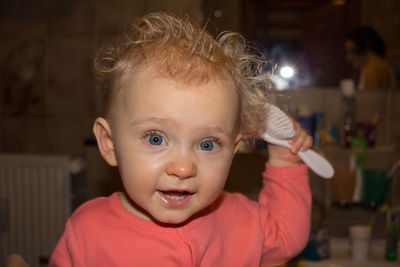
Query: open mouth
156 190 194 208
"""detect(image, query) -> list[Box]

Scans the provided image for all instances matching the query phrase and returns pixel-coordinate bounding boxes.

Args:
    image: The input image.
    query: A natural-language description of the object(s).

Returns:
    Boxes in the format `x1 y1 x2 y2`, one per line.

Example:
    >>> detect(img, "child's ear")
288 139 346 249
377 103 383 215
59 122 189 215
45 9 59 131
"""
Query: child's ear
233 134 243 154
93 118 118 166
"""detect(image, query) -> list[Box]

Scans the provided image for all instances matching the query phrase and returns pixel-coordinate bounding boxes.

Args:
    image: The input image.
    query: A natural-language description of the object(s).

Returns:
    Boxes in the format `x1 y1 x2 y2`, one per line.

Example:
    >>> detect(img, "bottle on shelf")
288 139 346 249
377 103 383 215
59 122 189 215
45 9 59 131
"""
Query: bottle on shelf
339 79 356 148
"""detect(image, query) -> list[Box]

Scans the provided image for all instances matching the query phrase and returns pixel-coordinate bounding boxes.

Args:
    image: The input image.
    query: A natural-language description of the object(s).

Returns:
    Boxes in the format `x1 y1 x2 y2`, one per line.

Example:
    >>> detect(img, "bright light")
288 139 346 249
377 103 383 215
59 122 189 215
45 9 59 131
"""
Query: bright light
280 66 294 79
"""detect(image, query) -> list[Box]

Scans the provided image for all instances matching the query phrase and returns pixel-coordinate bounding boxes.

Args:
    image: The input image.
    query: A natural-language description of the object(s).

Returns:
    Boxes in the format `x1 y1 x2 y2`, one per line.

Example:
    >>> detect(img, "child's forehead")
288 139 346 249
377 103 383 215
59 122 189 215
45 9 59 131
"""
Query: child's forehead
115 65 240 120
122 63 237 96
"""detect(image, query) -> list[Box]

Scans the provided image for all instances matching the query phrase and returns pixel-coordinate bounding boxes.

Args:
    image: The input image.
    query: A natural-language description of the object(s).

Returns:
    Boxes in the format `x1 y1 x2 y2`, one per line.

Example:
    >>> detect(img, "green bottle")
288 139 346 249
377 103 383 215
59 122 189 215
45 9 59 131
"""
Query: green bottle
385 215 399 261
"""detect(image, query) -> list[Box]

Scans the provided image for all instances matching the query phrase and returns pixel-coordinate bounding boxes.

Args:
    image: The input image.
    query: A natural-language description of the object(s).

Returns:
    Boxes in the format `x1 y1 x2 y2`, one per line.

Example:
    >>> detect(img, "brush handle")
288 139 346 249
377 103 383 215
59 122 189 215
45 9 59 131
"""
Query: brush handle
262 133 334 179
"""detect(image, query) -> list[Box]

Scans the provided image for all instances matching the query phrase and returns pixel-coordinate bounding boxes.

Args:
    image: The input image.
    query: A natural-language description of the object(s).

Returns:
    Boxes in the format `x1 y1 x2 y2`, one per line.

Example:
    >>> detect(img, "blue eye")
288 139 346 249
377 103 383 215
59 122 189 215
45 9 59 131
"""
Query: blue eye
199 140 215 151
146 134 164 146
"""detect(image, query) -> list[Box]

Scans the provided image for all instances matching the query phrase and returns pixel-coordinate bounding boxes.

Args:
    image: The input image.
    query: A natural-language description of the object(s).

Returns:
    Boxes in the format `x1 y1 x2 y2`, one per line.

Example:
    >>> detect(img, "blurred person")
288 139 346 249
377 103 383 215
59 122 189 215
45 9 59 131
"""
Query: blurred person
345 26 397 89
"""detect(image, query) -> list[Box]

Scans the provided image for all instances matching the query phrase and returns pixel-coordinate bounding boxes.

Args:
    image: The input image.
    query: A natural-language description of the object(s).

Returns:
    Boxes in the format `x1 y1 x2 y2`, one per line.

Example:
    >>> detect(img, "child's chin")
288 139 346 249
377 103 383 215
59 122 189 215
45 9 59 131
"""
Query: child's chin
153 211 194 225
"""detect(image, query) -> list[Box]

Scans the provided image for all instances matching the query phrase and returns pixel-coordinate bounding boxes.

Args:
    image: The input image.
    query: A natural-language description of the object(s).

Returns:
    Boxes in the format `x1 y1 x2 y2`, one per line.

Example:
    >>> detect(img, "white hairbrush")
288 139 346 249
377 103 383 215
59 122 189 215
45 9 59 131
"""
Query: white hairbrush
262 103 334 179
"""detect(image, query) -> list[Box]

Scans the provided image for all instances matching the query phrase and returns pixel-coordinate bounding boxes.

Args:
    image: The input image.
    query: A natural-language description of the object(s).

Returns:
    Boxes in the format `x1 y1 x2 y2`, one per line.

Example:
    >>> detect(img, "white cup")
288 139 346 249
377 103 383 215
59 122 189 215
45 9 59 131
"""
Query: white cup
349 225 371 261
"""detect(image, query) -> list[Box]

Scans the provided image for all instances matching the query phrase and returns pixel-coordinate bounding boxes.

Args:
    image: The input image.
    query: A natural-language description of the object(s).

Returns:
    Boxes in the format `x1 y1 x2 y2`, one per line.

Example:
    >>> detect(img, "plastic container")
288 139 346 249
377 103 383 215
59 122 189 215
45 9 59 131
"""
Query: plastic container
349 225 371 261
364 169 391 206
351 137 367 203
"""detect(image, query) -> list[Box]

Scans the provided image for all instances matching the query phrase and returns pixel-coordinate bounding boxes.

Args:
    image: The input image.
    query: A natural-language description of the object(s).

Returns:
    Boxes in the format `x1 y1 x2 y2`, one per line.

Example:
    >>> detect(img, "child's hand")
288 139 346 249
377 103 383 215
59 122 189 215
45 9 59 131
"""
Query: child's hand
267 121 313 167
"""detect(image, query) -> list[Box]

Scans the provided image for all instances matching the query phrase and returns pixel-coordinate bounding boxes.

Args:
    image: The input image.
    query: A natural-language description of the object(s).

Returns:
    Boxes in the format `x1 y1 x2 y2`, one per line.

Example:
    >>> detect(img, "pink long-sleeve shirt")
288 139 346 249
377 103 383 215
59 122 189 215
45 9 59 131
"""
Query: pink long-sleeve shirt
50 163 311 266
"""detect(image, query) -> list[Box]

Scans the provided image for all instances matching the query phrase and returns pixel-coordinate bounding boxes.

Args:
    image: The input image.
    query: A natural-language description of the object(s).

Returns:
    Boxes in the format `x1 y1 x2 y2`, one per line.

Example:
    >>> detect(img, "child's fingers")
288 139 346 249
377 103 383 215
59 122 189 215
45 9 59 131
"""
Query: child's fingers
288 122 303 144
290 130 307 153
288 122 313 153
300 135 313 151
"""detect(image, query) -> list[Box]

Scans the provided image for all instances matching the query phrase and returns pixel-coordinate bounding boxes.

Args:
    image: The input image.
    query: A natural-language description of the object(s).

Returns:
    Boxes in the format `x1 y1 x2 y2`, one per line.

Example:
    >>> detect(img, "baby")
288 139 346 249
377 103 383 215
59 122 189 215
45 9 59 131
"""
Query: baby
50 12 312 266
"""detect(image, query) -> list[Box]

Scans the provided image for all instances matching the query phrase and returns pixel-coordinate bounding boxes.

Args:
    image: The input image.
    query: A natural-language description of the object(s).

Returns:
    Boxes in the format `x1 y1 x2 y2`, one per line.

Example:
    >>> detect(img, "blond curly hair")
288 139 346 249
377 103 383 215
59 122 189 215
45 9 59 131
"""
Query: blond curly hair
95 11 270 138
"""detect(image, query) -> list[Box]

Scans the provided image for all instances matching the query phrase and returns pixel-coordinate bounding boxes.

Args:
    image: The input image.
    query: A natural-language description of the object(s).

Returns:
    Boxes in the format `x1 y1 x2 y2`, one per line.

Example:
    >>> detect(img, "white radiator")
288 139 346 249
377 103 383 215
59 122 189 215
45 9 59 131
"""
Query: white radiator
0 154 83 267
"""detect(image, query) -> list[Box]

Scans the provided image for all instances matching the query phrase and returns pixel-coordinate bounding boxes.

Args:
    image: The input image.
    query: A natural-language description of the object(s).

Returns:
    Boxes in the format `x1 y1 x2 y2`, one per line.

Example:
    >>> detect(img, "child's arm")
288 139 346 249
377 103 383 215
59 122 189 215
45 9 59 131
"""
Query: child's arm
259 121 313 265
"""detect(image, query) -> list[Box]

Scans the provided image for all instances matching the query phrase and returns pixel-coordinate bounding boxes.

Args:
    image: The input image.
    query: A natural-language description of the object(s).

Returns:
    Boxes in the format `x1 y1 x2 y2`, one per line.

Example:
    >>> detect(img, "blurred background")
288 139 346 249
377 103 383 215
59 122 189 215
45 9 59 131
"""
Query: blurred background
1 0 400 266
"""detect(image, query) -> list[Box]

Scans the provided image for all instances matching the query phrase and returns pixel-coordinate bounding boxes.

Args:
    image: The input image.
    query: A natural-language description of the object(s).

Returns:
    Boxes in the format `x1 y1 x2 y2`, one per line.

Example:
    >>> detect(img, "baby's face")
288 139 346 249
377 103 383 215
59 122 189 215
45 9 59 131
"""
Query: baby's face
110 66 242 224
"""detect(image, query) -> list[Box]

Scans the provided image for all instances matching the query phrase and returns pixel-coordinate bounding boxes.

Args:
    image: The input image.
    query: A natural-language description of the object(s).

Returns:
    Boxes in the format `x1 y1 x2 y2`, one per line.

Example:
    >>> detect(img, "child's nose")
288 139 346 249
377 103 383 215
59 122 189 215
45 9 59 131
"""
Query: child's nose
166 155 197 179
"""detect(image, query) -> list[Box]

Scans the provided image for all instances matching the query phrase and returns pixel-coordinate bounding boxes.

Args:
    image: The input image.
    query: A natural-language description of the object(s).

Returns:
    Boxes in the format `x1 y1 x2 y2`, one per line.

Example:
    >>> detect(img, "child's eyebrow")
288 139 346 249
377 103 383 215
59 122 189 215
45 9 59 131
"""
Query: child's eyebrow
202 126 232 138
129 117 175 126
130 117 233 138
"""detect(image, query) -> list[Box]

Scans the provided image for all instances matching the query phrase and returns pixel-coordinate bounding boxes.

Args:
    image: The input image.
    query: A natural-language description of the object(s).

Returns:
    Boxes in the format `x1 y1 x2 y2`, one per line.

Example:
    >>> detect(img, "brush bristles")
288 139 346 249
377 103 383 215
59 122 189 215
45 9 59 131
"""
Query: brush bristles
265 104 295 139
